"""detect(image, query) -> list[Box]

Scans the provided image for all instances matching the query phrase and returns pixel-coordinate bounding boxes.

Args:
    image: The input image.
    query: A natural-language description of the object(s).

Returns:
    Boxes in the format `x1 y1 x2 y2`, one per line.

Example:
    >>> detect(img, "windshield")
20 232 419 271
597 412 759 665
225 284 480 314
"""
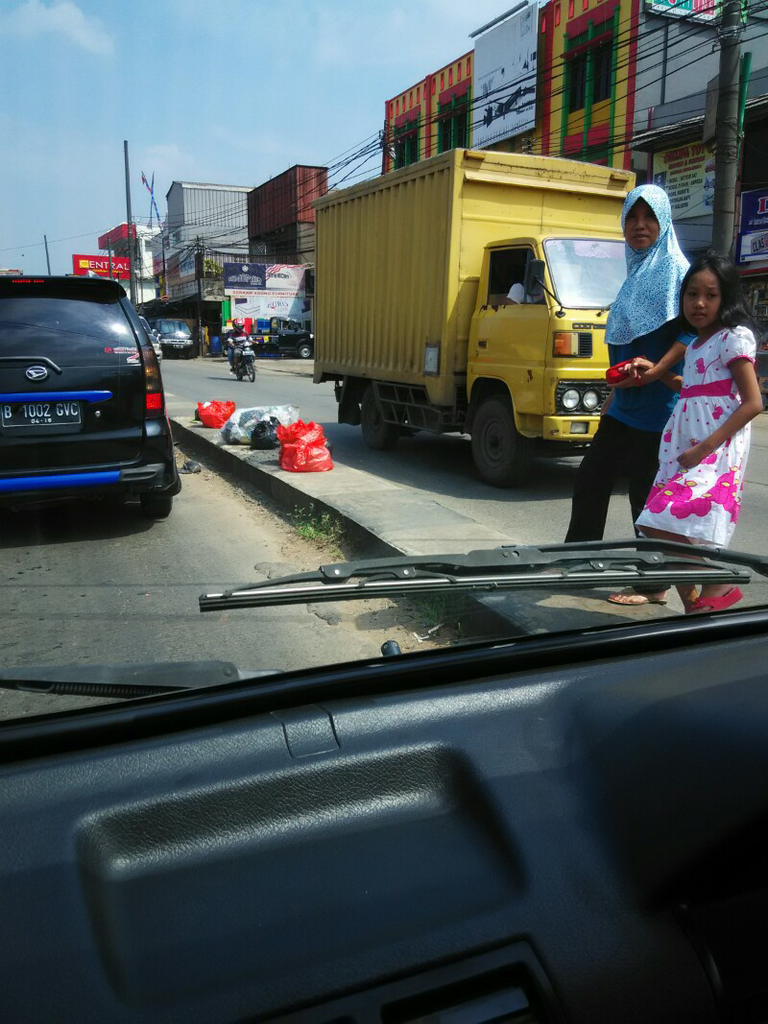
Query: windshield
544 238 626 308
158 321 191 335
2 3 767 724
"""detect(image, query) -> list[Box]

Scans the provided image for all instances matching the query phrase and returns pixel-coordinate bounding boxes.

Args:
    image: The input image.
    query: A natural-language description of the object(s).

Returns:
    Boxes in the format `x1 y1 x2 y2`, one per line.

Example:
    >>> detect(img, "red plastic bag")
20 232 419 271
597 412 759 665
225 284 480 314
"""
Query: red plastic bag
276 420 326 446
197 400 236 428
279 442 334 473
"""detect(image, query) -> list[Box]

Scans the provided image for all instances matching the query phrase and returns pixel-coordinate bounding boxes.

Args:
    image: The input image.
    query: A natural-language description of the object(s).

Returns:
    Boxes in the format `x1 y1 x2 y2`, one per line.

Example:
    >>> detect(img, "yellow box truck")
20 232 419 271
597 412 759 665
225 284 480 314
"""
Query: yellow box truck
313 148 634 485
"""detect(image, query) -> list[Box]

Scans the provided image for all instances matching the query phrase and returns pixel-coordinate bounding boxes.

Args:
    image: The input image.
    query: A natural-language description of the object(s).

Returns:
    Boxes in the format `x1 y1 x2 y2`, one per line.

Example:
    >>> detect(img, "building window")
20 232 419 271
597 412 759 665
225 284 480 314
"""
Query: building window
592 42 612 103
555 3 561 25
437 94 469 153
394 124 419 169
568 0 574 16
569 53 587 112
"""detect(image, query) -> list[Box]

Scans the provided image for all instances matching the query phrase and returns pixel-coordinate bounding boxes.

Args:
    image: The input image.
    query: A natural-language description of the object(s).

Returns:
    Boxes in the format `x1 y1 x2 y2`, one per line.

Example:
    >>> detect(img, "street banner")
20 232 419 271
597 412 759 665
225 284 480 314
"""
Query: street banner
651 142 715 221
72 254 130 280
736 188 768 266
223 262 267 291
230 290 308 320
473 1 538 148
266 265 306 292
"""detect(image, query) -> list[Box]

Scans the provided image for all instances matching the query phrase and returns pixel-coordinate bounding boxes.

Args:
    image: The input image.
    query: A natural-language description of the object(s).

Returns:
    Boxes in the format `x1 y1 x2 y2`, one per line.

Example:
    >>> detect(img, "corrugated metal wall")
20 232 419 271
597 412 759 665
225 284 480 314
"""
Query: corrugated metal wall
248 166 328 238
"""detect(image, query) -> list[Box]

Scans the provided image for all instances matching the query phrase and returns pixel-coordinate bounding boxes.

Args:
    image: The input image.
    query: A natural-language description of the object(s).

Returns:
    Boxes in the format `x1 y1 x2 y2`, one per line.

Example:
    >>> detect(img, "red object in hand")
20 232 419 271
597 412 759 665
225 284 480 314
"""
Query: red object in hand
606 357 644 386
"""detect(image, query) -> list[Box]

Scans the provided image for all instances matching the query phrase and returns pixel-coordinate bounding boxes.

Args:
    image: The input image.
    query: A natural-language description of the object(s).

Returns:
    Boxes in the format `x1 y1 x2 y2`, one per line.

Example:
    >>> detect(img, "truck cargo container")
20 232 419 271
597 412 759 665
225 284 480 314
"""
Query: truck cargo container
313 149 634 485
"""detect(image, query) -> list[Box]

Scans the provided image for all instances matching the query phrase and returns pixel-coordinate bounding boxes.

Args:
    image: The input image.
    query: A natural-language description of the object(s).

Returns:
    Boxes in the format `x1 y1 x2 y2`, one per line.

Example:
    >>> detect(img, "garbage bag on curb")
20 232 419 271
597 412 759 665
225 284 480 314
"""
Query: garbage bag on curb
276 420 334 473
197 401 236 429
250 418 281 450
220 405 300 446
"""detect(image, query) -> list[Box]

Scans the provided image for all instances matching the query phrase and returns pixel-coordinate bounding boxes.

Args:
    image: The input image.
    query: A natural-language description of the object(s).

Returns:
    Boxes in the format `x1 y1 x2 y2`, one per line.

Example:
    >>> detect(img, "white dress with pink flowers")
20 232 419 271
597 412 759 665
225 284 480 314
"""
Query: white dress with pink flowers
636 325 757 548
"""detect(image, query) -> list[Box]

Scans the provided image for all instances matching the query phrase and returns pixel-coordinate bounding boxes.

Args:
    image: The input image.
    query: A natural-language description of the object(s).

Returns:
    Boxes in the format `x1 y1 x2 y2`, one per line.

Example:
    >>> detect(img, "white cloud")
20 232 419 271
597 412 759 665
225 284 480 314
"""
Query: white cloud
0 0 114 56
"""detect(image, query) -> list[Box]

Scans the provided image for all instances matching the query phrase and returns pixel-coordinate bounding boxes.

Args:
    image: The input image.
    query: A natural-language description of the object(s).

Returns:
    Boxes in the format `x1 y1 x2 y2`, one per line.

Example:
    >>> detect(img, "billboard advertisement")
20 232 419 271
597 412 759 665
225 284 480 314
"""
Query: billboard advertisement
736 188 768 266
645 0 718 22
473 2 537 148
71 253 130 280
651 142 715 221
224 262 306 295
230 291 309 321
224 262 267 291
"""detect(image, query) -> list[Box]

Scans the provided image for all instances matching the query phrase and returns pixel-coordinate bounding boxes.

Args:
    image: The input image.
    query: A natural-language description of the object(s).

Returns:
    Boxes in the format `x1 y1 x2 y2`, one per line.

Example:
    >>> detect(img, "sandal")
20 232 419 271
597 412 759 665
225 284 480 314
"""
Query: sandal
687 587 743 614
607 590 667 606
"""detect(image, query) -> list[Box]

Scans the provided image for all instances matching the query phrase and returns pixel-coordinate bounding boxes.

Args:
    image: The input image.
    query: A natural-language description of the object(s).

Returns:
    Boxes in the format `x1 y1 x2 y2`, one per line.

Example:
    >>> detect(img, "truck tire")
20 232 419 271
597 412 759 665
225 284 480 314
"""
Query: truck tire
471 395 534 487
297 342 313 360
361 386 400 451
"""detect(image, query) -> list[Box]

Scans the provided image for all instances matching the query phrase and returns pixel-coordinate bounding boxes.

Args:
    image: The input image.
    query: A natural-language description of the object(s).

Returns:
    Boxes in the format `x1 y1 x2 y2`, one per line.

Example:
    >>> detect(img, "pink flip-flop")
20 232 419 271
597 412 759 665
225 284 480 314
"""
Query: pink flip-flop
687 587 743 614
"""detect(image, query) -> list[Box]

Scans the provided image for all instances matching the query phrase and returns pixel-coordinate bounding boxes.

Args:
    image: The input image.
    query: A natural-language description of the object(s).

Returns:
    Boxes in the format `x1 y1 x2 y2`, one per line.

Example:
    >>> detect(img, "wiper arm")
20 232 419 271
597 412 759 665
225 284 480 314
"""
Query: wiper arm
0 661 274 701
200 540 762 613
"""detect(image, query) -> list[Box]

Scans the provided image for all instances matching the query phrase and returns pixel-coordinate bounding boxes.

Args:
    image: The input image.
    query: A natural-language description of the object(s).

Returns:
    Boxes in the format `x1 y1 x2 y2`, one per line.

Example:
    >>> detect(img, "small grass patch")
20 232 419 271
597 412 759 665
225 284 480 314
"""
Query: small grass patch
289 503 345 556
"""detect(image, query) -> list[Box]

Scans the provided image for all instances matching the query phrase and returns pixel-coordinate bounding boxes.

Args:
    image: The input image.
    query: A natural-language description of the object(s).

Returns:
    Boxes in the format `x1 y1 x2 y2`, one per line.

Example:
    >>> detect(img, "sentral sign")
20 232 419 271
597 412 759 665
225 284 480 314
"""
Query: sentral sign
71 253 130 280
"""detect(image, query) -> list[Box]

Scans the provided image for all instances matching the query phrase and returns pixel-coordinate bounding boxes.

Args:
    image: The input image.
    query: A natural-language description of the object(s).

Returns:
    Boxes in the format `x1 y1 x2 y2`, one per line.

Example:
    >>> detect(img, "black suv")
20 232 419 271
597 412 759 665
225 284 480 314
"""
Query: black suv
261 318 314 359
0 276 180 517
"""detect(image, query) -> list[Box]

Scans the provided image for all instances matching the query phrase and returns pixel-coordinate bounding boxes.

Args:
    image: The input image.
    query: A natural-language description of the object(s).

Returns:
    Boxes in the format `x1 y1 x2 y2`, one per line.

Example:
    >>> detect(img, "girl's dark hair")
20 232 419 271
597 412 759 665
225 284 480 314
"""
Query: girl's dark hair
680 251 762 340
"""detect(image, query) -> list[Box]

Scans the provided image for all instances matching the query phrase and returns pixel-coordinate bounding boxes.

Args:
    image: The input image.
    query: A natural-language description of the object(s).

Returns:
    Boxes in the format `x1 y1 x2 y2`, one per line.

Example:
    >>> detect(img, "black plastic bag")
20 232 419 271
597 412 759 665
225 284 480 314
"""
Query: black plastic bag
250 417 281 450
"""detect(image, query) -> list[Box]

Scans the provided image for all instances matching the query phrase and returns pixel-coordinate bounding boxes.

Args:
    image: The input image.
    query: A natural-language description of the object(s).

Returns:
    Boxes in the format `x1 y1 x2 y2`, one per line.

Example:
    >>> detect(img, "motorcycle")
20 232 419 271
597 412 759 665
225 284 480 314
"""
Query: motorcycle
234 339 256 382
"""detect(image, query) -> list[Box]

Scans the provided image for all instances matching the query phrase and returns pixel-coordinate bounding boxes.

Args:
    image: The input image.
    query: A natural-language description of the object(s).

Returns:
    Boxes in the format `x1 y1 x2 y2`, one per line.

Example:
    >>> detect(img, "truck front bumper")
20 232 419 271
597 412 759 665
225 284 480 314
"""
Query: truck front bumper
542 415 600 440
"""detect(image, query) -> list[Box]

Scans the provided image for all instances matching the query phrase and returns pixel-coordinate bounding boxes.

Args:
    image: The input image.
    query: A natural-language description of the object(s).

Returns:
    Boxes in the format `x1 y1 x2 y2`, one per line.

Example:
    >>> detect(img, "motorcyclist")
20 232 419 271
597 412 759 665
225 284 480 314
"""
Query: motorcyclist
225 318 250 374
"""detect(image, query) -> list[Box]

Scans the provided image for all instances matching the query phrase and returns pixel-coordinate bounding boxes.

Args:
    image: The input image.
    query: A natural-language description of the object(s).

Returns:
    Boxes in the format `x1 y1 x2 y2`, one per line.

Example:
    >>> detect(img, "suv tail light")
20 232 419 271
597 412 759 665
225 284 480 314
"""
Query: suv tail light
141 345 164 418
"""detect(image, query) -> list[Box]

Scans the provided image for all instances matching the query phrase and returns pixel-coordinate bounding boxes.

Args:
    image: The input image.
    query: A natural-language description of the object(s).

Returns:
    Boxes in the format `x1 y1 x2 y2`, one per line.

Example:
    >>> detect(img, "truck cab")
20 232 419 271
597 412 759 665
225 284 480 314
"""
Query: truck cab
466 235 625 484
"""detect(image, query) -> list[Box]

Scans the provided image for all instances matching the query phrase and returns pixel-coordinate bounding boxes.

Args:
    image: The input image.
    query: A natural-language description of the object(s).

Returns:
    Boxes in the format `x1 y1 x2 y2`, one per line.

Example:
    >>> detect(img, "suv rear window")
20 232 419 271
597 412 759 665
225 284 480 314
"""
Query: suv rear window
0 297 134 345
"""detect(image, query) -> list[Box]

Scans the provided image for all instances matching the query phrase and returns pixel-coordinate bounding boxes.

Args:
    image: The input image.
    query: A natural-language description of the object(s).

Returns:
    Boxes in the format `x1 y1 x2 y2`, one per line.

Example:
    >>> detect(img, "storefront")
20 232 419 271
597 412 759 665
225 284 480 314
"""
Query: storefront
736 187 768 324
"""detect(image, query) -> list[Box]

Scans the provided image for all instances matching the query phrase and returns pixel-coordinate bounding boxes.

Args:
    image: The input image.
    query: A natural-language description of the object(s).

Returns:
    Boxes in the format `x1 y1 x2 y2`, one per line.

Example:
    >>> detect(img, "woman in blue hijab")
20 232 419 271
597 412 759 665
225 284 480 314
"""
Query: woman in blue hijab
565 184 693 605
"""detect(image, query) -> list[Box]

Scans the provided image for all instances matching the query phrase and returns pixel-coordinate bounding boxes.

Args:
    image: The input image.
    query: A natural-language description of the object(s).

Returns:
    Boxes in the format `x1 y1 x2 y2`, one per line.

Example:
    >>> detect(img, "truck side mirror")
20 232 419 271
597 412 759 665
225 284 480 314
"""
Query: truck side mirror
524 259 545 297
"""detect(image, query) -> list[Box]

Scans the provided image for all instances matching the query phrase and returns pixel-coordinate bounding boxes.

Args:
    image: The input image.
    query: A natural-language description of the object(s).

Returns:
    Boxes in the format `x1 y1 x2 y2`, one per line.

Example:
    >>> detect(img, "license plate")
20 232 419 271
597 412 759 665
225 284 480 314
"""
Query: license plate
0 400 82 429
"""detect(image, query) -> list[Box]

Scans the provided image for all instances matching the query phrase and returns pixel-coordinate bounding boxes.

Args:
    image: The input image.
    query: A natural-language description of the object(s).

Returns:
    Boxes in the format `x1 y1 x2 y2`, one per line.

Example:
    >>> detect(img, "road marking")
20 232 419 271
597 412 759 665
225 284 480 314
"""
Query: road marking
165 391 176 397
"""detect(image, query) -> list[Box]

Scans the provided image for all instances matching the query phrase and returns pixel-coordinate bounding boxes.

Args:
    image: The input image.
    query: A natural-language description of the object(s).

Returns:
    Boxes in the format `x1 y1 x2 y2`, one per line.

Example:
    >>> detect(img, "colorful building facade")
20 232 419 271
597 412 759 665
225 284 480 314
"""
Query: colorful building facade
383 0 639 173
383 52 473 173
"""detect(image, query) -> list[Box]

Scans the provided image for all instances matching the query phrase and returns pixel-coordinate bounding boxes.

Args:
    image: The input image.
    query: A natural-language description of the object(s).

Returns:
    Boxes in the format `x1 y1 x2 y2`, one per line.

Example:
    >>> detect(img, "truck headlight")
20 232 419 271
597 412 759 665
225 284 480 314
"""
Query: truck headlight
582 389 600 411
562 388 581 411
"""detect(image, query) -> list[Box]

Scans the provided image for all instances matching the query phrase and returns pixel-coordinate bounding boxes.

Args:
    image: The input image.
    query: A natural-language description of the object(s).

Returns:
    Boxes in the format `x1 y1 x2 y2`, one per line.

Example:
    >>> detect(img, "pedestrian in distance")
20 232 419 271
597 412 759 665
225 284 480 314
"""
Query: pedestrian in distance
634 252 763 613
564 183 694 607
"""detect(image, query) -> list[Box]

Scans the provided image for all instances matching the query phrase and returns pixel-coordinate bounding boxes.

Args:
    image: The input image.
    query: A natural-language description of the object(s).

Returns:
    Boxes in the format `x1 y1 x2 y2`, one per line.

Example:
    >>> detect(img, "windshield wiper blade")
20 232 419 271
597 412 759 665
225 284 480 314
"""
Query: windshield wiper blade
200 540 762 613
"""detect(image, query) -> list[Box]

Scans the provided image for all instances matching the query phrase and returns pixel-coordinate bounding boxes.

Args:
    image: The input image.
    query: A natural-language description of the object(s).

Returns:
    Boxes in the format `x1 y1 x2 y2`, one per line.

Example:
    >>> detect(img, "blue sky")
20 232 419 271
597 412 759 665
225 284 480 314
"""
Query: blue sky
0 0 505 274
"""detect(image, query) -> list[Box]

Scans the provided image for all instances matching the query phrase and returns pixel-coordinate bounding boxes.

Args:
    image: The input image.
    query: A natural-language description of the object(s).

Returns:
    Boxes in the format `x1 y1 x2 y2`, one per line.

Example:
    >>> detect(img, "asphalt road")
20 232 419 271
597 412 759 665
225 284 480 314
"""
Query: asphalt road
163 355 768 558
0 450 434 720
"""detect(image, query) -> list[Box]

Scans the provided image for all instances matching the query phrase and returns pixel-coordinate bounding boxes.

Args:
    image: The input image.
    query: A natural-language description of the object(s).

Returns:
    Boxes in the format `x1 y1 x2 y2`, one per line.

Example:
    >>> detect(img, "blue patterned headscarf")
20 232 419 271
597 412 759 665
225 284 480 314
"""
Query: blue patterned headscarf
606 184 689 347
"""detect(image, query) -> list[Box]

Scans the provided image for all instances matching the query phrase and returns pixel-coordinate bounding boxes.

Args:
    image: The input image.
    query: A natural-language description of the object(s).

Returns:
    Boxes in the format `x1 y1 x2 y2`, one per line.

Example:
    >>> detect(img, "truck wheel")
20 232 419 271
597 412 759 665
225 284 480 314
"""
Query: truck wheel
471 395 534 487
361 387 399 451
297 342 313 360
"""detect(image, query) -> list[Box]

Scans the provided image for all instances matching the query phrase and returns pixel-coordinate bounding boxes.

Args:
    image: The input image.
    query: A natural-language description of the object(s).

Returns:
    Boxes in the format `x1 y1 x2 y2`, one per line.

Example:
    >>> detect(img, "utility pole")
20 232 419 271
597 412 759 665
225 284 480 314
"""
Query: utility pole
43 234 51 275
195 236 204 358
712 0 743 256
123 140 137 304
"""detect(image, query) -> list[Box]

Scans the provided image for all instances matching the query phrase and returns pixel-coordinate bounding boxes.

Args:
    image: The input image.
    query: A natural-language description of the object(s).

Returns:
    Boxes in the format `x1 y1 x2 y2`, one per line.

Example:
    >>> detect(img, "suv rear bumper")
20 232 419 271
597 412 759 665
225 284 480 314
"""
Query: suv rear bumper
0 461 181 505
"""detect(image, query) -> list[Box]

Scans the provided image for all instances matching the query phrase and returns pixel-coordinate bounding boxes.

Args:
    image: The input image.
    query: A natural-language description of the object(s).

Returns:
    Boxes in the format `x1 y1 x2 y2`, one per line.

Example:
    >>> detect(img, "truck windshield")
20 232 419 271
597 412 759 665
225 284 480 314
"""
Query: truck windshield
544 238 625 309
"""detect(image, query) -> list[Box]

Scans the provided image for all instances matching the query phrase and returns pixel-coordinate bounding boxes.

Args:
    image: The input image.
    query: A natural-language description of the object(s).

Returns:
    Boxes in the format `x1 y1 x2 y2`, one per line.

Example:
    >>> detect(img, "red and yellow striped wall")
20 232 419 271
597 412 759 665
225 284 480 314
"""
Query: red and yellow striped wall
382 0 639 173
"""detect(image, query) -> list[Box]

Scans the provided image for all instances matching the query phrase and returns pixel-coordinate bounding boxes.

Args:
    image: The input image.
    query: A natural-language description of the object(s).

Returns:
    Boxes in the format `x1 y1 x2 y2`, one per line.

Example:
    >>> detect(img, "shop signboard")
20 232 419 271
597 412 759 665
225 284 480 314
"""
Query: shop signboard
223 262 267 292
229 290 307 321
645 0 719 23
71 254 130 280
473 1 537 148
266 265 306 293
651 142 715 221
736 188 768 267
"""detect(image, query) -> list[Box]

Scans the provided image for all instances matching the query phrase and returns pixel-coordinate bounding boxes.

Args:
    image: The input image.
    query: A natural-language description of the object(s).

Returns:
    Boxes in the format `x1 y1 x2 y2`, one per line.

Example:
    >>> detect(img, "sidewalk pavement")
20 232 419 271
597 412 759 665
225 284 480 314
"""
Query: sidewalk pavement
169 403 683 637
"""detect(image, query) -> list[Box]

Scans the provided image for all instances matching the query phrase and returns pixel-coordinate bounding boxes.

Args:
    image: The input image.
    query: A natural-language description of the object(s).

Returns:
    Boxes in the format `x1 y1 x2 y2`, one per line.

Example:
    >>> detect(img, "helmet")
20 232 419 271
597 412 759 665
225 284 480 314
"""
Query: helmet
233 318 245 329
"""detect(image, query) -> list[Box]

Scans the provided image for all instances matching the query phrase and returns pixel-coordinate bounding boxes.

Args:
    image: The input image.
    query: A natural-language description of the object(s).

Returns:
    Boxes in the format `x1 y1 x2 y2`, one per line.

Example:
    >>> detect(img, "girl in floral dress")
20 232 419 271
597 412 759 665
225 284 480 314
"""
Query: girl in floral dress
635 253 763 613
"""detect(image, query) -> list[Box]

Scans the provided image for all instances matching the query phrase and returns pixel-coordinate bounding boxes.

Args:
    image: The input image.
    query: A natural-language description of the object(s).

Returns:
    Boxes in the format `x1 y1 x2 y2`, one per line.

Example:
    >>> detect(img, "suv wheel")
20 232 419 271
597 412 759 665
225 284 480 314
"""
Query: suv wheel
140 494 174 519
297 342 313 360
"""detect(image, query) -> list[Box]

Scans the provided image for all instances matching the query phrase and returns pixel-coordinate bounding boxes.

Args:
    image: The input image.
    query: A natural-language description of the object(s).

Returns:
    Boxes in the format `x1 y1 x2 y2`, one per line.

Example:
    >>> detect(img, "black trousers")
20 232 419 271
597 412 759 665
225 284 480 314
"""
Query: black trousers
565 414 662 542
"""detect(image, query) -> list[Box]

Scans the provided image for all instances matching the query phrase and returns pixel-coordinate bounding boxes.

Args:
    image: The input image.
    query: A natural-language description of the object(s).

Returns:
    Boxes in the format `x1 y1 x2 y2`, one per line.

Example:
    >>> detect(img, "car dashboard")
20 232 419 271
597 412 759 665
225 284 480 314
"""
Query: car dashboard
1 613 768 1022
